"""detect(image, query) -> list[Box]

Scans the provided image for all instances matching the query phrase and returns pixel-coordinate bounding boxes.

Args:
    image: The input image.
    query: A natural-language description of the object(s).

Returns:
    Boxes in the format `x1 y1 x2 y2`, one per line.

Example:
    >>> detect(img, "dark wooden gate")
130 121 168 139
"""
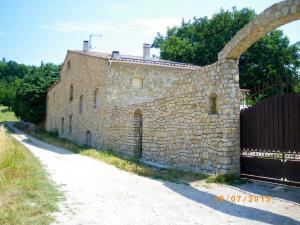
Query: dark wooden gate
240 93 300 186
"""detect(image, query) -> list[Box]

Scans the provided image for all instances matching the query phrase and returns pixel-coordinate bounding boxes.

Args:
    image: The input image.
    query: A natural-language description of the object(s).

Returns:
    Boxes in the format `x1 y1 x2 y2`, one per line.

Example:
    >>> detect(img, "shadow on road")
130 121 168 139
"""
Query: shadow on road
230 181 300 205
6 122 74 155
163 181 300 225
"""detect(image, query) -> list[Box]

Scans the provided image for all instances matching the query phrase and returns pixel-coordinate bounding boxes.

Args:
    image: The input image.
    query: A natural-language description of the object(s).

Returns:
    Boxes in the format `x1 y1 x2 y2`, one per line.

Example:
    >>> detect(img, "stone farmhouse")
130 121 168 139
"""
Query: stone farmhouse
47 0 300 174
46 44 239 174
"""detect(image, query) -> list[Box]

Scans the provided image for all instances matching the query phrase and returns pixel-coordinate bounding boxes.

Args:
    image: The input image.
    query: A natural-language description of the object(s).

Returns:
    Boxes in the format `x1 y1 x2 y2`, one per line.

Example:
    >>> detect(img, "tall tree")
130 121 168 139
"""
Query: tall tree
152 8 300 103
12 63 60 123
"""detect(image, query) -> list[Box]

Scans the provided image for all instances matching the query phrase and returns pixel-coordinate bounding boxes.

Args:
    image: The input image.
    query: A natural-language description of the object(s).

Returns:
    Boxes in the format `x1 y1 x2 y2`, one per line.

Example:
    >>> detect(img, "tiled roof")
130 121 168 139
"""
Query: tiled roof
70 50 200 69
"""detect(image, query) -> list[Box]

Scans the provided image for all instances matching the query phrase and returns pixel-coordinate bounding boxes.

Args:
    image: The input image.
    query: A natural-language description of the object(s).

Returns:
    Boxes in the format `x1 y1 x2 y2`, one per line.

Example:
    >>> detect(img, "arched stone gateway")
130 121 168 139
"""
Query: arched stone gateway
215 0 300 184
218 0 300 60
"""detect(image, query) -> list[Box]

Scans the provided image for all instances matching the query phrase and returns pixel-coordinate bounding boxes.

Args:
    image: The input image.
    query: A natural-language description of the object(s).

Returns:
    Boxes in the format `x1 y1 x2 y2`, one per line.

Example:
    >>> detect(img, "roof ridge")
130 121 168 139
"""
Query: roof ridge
69 50 201 69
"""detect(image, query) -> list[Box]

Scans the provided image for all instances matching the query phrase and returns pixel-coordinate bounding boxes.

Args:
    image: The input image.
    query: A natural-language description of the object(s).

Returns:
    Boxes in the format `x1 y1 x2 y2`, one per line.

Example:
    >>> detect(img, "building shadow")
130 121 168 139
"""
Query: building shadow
6 122 74 155
229 181 300 205
20 136 75 155
163 181 300 225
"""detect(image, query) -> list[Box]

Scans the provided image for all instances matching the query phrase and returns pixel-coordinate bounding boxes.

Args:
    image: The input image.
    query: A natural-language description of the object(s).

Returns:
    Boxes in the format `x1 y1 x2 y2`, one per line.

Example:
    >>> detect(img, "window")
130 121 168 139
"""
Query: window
93 88 99 109
79 95 83 113
61 117 64 135
86 131 92 147
132 77 143 89
70 85 73 101
69 114 72 134
209 93 218 114
67 60 71 70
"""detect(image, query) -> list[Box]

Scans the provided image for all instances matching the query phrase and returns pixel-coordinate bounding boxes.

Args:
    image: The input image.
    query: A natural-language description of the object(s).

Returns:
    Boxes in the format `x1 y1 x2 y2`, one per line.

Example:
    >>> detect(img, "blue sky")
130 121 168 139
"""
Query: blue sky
0 0 299 65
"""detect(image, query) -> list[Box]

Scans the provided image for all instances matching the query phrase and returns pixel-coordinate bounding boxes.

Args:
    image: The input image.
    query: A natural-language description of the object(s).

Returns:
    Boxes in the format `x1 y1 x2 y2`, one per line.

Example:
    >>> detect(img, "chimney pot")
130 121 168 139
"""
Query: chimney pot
143 43 151 59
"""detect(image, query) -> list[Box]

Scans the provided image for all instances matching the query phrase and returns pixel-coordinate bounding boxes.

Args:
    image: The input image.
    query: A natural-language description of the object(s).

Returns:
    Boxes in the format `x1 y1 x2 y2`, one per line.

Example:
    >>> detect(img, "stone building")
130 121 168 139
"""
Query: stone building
47 0 300 174
46 43 239 174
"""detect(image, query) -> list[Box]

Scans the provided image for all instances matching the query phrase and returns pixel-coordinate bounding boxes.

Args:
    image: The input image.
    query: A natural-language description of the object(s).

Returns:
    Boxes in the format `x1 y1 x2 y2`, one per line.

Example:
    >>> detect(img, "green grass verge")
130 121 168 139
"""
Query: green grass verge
0 126 62 225
206 172 247 185
23 128 244 185
0 105 18 123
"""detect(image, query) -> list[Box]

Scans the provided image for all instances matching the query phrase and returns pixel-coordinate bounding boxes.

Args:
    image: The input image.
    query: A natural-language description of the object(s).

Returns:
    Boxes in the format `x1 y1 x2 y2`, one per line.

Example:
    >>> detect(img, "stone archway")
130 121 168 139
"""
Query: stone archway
216 0 300 180
218 0 300 60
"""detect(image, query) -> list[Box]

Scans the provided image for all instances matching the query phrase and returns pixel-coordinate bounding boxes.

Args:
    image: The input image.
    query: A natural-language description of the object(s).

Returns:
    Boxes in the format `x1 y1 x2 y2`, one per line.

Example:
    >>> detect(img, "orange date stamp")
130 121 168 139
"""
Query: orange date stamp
216 195 271 203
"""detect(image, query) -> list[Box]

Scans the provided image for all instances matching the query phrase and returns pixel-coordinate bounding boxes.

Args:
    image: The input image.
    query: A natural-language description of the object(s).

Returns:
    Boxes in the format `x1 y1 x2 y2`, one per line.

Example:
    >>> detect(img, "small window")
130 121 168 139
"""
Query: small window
69 114 72 134
61 117 64 135
209 93 218 114
79 95 83 113
132 77 143 89
93 88 99 109
67 60 71 70
70 85 73 101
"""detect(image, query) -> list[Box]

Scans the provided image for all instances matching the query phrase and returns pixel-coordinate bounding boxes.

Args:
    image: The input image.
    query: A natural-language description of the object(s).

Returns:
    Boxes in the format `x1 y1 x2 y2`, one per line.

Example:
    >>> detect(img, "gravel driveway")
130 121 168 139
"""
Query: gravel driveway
8 125 300 225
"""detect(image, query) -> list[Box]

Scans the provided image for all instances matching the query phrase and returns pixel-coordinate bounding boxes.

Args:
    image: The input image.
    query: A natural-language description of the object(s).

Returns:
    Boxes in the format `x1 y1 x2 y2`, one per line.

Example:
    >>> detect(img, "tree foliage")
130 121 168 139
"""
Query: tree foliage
12 63 60 123
0 59 60 123
152 8 300 103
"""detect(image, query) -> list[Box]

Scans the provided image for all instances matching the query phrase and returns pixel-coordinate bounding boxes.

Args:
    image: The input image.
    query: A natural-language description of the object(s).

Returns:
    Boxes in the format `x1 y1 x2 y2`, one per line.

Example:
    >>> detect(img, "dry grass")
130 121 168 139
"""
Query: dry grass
0 126 62 225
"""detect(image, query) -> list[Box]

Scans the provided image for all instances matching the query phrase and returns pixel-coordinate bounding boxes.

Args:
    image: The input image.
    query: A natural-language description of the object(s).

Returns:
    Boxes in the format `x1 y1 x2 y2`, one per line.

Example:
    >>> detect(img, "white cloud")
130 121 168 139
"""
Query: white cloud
39 18 181 57
40 17 181 36
40 22 114 33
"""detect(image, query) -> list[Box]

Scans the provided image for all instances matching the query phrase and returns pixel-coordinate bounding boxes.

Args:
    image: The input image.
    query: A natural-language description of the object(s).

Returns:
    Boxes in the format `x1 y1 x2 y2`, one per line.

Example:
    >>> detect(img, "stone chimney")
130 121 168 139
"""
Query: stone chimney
111 51 120 59
83 40 89 52
143 43 151 59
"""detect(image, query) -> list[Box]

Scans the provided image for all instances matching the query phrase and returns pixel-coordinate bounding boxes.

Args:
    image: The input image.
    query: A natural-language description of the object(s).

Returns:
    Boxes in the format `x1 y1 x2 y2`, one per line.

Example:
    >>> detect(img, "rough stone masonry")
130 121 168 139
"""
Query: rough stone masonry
46 0 300 174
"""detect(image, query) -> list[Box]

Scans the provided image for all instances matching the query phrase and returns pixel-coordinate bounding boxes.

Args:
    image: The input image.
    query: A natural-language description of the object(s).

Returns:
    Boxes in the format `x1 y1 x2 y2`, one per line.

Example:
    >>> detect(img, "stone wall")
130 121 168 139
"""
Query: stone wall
143 60 240 173
107 61 193 107
46 51 191 150
107 59 240 173
46 51 240 174
46 52 112 147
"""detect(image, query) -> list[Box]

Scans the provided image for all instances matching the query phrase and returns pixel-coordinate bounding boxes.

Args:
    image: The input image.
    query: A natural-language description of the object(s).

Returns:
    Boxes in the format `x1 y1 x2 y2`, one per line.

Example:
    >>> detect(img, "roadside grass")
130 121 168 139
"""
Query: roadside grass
206 172 247 185
20 128 208 182
0 105 18 123
22 127 244 185
0 126 62 225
